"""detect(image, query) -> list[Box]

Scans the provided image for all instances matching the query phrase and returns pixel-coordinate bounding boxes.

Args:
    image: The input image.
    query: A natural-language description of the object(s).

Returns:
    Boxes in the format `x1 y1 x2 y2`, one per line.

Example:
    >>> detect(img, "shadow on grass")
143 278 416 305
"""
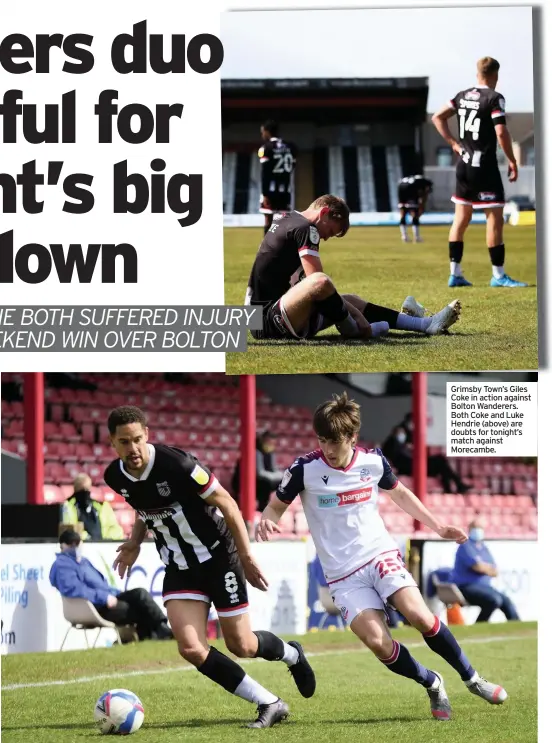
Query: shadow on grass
3 714 424 733
249 331 476 347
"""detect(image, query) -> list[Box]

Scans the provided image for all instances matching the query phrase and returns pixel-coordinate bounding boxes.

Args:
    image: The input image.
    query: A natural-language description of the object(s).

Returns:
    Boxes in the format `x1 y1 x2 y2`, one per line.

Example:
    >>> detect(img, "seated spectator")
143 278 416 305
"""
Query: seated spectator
232 430 284 511
382 415 469 493
452 518 520 623
50 530 173 641
61 474 124 541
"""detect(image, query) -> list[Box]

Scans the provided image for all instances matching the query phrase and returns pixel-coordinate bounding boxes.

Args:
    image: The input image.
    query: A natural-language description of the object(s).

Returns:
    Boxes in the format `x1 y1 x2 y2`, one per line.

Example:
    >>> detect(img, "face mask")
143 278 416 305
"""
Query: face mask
66 544 83 560
74 489 92 508
396 432 407 444
469 528 484 542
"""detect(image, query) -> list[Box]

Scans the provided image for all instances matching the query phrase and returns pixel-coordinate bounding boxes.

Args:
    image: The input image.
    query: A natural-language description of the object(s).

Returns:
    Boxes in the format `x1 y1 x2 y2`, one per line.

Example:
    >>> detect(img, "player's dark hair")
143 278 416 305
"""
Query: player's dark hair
313 392 361 442
477 56 500 77
107 405 148 435
310 194 350 237
262 119 278 136
59 529 81 546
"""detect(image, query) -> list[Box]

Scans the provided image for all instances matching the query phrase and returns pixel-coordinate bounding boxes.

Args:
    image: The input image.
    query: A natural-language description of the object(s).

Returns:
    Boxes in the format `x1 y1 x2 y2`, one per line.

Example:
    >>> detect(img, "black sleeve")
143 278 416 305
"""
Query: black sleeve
294 222 321 260
276 458 305 504
259 141 273 195
491 93 507 126
168 447 219 499
375 448 398 490
449 91 462 110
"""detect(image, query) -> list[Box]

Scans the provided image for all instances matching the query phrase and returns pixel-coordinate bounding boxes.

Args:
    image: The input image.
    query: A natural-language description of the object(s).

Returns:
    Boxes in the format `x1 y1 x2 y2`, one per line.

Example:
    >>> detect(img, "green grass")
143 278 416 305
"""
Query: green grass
2 622 537 742
225 225 538 373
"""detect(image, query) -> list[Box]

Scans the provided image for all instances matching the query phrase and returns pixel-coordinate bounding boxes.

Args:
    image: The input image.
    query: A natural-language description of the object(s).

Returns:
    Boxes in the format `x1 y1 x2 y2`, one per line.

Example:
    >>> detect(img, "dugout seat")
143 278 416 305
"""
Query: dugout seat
60 597 133 649
431 575 467 607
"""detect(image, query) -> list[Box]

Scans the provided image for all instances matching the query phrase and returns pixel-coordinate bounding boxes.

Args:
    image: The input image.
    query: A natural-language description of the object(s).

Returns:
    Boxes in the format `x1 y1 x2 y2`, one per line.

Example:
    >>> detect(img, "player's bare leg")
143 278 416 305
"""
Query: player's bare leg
447 203 473 286
219 611 316 698
390 586 508 706
410 209 423 242
166 600 287 728
485 207 527 287
349 608 451 721
399 208 410 242
343 294 461 336
279 274 364 339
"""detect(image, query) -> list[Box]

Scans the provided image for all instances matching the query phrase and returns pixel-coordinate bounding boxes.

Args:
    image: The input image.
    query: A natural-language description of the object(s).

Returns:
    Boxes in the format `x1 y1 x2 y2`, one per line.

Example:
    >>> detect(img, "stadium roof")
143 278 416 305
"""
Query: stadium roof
221 78 429 125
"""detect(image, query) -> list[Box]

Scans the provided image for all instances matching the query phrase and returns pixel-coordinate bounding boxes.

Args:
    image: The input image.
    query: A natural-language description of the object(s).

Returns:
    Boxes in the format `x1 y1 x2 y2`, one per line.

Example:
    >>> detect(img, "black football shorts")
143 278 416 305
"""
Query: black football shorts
250 298 331 340
259 192 292 214
452 160 505 208
162 547 249 617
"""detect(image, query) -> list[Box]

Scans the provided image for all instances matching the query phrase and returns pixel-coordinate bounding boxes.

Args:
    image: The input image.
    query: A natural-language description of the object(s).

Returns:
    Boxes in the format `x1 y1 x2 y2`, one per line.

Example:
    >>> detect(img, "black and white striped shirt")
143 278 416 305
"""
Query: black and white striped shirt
104 444 234 570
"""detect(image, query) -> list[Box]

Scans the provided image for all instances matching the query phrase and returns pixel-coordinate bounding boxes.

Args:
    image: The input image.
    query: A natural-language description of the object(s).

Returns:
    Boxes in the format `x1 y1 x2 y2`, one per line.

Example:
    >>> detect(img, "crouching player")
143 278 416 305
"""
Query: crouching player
256 392 507 721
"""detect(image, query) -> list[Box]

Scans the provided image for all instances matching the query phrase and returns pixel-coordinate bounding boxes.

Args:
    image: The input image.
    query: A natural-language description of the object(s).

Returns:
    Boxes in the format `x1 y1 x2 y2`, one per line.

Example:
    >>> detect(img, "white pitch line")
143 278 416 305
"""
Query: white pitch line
1 633 534 692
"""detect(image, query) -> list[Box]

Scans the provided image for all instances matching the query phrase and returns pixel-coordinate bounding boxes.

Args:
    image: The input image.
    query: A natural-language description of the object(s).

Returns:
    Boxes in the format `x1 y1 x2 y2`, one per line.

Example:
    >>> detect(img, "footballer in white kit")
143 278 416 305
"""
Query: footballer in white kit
257 392 508 722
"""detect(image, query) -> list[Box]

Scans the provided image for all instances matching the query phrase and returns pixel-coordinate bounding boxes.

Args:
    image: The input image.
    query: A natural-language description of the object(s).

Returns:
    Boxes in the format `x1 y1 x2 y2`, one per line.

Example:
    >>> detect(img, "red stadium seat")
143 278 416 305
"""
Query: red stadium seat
43 484 65 504
81 423 97 443
115 508 136 536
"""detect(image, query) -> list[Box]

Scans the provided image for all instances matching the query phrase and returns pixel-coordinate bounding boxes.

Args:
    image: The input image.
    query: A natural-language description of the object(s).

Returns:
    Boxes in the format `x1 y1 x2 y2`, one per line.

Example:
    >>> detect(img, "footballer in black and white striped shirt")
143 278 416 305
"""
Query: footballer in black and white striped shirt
104 405 315 729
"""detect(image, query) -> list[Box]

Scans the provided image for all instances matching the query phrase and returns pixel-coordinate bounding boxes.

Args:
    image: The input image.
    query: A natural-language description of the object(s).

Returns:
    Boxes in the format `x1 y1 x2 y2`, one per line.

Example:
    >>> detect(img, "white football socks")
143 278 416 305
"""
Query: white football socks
234 675 278 705
370 321 390 337
492 265 505 279
396 314 432 332
281 642 299 667
450 261 463 277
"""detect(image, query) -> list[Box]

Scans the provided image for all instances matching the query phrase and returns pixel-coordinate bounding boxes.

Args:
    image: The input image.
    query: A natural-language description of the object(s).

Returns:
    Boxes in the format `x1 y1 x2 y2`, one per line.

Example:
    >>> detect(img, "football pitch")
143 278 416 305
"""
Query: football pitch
2 621 537 742
224 225 538 374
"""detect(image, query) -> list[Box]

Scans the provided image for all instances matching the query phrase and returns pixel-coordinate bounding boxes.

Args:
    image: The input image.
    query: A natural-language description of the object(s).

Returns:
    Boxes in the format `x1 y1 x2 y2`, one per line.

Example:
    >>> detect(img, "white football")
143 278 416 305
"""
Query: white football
94 688 144 735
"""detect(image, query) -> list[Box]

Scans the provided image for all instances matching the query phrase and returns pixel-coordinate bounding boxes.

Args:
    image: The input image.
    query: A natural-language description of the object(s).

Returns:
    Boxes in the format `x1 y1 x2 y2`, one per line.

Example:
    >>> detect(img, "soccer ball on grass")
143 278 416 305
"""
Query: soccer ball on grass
94 689 144 735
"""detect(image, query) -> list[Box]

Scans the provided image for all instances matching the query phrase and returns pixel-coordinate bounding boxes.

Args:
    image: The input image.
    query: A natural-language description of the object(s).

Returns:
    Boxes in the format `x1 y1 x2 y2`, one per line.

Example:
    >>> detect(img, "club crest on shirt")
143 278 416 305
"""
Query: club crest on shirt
156 481 171 497
280 469 292 488
359 468 370 482
309 225 320 245
120 488 129 499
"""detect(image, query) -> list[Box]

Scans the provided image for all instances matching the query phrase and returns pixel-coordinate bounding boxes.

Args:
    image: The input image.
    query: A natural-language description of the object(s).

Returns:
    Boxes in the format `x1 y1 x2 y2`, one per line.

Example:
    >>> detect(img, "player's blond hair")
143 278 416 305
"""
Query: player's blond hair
309 194 350 237
477 57 500 78
313 392 361 441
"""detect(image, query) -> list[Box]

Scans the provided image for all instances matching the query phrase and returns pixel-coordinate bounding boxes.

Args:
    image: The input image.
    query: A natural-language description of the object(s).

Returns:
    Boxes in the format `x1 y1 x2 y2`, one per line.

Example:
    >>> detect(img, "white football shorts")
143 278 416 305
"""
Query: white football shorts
328 549 418 625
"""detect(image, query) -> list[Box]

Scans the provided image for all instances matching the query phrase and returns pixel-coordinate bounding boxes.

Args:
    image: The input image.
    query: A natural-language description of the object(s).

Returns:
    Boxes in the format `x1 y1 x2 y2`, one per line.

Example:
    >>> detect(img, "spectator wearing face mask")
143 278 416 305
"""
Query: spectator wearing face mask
50 530 173 640
382 415 470 494
61 474 124 541
452 518 520 623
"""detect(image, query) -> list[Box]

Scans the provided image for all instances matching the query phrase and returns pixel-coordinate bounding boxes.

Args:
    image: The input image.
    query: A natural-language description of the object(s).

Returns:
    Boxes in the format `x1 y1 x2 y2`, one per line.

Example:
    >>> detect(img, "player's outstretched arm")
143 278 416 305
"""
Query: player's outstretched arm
113 517 147 578
204 486 269 591
383 481 468 543
256 498 289 542
431 104 462 155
